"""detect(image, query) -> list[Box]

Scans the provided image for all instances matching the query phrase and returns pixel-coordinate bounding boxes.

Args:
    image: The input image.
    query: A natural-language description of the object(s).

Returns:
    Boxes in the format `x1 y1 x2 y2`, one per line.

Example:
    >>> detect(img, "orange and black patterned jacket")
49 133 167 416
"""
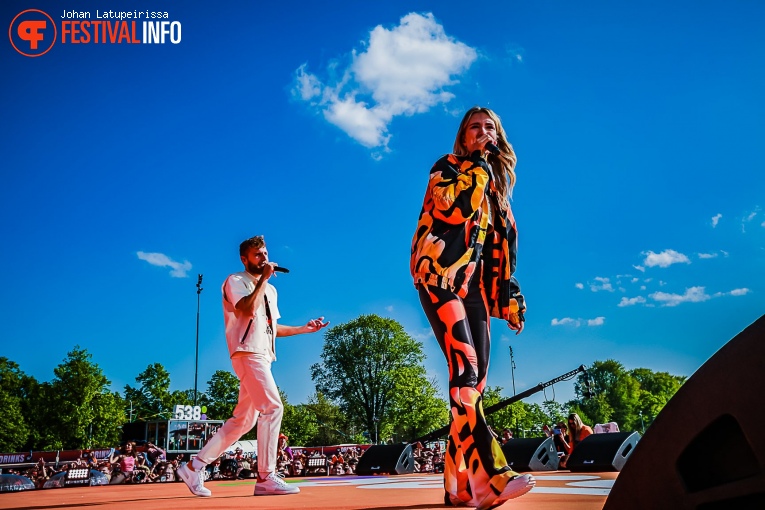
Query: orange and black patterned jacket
410 151 525 323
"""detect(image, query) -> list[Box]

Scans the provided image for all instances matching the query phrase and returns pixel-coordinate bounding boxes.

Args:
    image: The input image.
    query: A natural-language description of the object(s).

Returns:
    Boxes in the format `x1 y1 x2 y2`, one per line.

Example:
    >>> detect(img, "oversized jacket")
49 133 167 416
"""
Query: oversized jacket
410 151 525 323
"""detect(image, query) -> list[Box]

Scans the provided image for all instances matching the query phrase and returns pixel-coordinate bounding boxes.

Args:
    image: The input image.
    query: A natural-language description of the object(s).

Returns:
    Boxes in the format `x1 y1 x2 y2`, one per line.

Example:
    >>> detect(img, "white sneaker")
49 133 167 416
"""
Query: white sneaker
254 472 300 495
177 463 212 497
477 473 535 510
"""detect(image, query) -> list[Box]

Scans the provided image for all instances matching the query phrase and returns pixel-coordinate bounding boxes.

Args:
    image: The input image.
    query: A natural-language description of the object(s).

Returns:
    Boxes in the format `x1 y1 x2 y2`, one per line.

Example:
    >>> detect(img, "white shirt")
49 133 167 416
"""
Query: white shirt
222 271 281 360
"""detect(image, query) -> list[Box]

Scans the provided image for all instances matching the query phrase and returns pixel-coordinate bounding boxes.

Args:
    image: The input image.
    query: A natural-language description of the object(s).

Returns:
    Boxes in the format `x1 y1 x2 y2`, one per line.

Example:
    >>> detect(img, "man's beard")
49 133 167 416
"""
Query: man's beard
246 261 264 275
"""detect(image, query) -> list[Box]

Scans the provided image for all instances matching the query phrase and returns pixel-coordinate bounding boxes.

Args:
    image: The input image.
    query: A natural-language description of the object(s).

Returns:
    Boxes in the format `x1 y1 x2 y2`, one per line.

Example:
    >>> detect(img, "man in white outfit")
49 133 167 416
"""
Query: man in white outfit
178 235 328 497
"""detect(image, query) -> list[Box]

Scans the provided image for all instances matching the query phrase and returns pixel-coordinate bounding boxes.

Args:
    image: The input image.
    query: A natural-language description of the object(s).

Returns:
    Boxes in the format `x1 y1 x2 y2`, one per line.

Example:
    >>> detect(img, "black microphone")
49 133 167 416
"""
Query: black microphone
485 142 500 156
274 266 290 273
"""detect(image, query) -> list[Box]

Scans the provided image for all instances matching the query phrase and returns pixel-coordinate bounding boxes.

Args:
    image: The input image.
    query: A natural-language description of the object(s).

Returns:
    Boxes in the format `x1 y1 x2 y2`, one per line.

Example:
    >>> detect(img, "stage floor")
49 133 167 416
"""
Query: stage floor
0 472 618 510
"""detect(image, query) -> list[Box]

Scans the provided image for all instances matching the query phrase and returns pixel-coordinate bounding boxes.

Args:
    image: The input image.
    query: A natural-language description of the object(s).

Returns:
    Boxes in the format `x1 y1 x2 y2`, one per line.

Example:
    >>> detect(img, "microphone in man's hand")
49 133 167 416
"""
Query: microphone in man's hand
274 266 290 274
485 142 501 156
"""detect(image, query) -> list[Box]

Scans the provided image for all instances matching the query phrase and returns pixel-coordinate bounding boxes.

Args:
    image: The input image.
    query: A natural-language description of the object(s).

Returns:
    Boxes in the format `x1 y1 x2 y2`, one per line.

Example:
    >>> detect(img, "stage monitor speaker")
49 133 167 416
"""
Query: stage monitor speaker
604 313 765 510
356 443 414 475
566 431 640 472
501 437 559 472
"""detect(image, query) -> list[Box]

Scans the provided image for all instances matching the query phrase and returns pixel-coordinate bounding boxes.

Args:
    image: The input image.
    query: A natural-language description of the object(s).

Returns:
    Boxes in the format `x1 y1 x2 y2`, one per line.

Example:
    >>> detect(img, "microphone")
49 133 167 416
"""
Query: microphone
485 142 500 156
274 266 290 273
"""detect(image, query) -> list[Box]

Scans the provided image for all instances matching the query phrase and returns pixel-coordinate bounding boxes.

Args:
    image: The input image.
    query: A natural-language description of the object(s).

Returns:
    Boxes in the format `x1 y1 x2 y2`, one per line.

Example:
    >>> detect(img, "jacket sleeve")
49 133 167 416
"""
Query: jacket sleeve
505 203 526 316
429 153 490 225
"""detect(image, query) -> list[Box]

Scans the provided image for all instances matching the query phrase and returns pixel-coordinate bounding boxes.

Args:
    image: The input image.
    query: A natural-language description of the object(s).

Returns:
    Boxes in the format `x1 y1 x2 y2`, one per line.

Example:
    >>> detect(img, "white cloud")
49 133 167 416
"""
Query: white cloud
711 213 722 227
551 317 579 327
633 265 645 273
713 288 751 298
505 45 525 64
697 252 718 259
137 251 192 278
631 278 639 283
411 328 436 342
742 208 760 233
649 286 710 307
575 282 584 290
590 276 614 292
761 220 765 228
618 296 646 307
552 317 603 327
385 305 394 312
643 249 691 268
292 12 477 151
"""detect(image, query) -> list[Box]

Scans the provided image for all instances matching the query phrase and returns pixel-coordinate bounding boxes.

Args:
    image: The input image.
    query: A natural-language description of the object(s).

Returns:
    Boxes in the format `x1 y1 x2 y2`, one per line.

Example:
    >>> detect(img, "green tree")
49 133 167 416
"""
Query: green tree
280 390 319 447
202 369 239 420
304 392 350 446
124 363 177 420
0 389 29 451
0 358 33 451
388 367 449 442
89 390 127 448
567 360 685 432
481 386 541 437
310 314 426 443
45 347 126 449
568 360 637 428
629 368 685 431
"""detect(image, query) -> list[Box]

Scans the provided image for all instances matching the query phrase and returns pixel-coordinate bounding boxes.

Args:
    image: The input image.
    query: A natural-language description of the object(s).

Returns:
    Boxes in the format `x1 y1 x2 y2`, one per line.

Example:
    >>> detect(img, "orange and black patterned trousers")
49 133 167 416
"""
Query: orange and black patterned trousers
418 279 517 506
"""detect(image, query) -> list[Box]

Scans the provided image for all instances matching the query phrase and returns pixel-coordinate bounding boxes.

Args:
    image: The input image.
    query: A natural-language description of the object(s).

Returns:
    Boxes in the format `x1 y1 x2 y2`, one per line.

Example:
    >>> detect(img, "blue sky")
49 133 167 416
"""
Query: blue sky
2 1 763 412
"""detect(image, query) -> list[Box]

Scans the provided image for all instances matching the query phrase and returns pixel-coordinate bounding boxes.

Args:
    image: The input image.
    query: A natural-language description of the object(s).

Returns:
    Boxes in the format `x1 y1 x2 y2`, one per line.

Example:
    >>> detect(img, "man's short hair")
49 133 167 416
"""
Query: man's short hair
240 235 265 257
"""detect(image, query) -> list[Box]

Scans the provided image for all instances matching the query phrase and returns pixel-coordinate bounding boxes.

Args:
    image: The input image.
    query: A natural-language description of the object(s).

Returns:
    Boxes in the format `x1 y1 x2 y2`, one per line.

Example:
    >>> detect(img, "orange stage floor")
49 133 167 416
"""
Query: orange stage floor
0 472 617 510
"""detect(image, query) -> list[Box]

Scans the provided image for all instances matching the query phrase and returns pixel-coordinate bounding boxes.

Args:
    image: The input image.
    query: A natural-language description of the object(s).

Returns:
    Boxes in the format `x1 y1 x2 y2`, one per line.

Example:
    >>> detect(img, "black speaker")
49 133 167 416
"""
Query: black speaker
501 437 559 472
356 444 414 475
566 431 640 472
604 314 765 509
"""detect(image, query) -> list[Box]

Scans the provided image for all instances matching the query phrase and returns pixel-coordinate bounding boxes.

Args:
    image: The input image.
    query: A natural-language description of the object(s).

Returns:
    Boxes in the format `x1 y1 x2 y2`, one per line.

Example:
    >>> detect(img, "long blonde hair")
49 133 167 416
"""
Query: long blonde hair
453 106 517 209
567 413 586 443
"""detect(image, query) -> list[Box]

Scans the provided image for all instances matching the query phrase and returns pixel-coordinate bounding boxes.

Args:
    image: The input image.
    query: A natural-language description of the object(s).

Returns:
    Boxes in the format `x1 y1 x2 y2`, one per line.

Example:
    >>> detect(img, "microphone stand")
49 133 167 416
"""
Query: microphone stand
412 365 587 444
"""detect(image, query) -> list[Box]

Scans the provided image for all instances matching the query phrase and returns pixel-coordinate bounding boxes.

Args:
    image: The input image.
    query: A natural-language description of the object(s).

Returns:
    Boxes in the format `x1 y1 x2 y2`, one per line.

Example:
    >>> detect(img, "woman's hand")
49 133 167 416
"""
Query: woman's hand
507 317 524 335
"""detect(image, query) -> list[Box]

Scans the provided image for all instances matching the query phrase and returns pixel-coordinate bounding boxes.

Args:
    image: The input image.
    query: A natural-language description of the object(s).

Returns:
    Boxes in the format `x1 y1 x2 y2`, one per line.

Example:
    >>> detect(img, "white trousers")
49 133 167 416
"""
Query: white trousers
195 354 283 475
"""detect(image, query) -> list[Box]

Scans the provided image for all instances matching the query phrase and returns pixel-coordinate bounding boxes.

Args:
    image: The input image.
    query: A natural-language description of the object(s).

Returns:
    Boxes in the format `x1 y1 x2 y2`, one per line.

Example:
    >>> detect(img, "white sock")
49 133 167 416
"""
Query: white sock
191 458 206 471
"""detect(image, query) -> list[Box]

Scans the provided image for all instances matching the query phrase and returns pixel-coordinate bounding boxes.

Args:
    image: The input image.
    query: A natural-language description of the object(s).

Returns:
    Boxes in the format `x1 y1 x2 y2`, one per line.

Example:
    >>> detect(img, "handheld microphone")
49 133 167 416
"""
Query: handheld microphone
485 142 501 156
274 266 290 273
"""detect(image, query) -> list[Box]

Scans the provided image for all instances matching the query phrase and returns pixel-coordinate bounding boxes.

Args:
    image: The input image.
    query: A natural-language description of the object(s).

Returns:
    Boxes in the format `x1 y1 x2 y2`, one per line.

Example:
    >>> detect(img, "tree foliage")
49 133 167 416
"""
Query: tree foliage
42 347 125 449
124 363 179 421
387 367 449 442
1 346 688 453
303 392 351 446
0 358 32 451
310 314 426 442
202 369 239 421
280 390 319 447
566 359 686 432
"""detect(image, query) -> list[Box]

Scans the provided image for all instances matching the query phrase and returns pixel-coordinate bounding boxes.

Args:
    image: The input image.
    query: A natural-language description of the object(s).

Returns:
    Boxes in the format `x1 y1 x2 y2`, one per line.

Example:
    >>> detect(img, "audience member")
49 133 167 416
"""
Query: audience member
109 441 138 483
559 413 594 469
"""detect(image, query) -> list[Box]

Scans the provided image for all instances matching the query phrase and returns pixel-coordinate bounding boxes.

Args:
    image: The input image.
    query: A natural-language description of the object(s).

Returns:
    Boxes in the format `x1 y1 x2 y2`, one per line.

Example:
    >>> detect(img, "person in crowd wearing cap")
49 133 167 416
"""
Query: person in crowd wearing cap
276 434 294 477
177 235 328 497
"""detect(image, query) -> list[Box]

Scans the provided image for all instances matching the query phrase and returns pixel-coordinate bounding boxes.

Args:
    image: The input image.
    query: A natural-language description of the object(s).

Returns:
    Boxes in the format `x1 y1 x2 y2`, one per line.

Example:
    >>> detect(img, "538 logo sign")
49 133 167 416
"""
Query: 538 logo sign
174 404 206 420
9 9 57 57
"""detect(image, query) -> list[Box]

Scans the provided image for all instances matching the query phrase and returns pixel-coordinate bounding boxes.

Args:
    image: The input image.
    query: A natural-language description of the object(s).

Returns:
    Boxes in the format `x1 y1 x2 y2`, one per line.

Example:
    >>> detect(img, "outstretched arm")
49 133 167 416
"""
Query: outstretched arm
277 317 329 337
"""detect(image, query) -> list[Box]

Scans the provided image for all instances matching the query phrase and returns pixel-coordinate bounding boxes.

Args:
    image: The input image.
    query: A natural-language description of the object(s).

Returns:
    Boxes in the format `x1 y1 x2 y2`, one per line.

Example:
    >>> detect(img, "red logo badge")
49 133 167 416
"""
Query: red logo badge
9 9 57 57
